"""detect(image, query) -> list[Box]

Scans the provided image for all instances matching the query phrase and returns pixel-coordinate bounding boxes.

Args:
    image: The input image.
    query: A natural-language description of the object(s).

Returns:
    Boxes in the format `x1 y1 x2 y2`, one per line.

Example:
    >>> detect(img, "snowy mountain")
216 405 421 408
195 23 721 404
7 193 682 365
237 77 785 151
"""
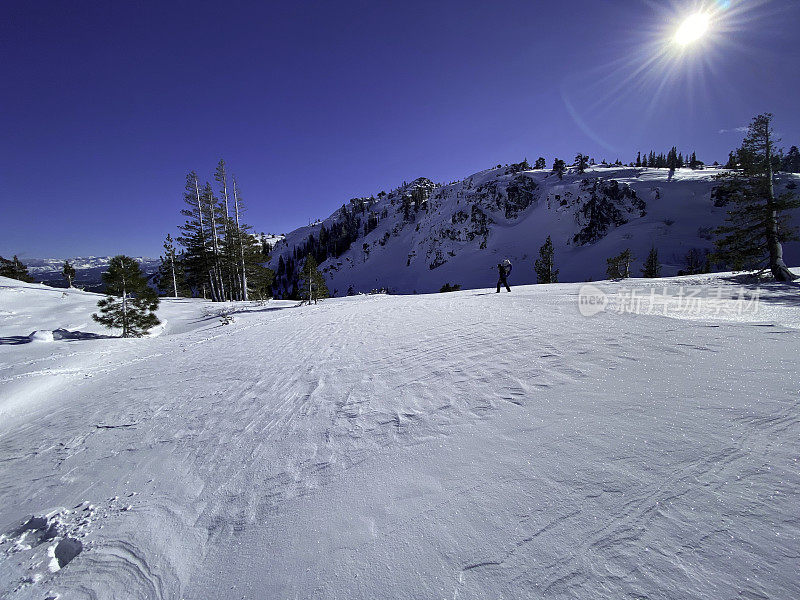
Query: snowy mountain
2 272 800 599
24 256 160 291
269 165 800 295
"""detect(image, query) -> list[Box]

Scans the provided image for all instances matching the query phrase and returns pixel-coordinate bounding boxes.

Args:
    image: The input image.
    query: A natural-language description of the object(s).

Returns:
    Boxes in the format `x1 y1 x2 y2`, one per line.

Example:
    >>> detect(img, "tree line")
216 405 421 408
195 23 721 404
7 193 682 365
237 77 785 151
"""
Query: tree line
171 159 274 301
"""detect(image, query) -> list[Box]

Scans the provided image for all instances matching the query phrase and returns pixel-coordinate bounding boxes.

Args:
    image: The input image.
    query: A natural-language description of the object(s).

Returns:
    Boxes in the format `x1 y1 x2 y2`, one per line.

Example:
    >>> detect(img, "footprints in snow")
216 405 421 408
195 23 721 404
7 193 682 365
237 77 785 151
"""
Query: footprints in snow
0 495 136 596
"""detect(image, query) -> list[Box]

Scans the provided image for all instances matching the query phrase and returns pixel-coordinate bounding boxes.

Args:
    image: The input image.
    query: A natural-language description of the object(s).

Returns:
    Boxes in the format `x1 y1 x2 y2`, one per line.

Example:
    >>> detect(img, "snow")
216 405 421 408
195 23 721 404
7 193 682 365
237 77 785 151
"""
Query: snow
269 166 800 294
1 273 799 599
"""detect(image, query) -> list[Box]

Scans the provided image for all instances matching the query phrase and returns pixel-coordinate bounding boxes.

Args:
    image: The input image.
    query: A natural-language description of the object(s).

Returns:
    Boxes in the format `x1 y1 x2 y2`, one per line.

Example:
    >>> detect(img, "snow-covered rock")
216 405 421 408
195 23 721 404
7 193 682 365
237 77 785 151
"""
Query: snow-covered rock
28 330 54 343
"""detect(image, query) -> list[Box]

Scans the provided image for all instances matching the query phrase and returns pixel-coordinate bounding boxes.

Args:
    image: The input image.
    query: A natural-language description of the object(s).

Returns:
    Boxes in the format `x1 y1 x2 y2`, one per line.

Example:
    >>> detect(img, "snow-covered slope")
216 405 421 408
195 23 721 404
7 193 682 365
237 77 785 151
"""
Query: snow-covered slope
1 273 799 599
269 166 800 294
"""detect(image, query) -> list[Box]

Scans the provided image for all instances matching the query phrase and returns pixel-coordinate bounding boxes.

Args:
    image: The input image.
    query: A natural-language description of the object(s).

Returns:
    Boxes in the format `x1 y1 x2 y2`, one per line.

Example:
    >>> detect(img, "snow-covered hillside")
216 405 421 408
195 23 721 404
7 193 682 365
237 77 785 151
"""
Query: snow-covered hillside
1 273 799 599
269 165 800 294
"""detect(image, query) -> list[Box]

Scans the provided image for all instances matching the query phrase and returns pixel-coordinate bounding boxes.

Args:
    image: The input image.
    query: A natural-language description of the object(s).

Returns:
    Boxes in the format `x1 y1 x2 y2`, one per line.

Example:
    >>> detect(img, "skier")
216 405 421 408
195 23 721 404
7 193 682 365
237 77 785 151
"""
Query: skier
496 259 512 293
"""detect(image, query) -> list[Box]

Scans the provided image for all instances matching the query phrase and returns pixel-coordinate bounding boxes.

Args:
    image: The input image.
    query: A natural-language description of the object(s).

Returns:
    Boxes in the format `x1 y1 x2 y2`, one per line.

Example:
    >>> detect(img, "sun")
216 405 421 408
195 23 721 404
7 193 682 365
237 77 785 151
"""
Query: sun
674 12 711 46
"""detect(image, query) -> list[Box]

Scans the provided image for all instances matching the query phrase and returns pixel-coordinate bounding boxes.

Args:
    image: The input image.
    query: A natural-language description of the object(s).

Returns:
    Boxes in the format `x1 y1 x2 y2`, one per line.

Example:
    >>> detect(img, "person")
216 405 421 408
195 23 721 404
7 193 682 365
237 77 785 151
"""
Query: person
496 259 512 293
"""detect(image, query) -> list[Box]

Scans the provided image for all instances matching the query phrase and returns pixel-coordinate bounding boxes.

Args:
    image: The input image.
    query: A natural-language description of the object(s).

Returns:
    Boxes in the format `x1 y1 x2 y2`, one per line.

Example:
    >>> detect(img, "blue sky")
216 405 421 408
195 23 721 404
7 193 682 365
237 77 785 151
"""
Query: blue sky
2 0 799 258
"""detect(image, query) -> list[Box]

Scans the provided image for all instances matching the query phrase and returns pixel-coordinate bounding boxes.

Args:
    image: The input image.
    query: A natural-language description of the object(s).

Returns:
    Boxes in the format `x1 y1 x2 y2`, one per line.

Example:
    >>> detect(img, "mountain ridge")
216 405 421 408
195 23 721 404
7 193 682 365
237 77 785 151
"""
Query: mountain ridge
268 164 800 295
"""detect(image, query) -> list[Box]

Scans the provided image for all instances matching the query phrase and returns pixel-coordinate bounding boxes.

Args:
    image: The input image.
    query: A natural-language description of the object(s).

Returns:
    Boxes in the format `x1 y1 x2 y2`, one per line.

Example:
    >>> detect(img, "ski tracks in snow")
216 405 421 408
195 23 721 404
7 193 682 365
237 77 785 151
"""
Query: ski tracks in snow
1 288 799 599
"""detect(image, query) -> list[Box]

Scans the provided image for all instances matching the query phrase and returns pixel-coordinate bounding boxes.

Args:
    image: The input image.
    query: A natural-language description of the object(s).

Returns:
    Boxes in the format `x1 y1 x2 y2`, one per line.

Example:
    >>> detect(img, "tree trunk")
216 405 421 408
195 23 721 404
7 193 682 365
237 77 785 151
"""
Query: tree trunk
220 169 234 299
233 179 249 301
764 125 796 281
208 197 226 301
121 278 128 337
194 177 218 300
170 255 178 298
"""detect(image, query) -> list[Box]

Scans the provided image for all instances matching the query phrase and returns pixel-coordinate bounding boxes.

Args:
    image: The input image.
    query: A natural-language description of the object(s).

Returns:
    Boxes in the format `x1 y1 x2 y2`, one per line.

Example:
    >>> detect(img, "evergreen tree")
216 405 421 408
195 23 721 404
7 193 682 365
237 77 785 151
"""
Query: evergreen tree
635 152 642 167
0 255 33 282
299 255 329 304
62 260 76 287
534 157 547 170
606 249 634 279
157 235 190 297
667 147 678 180
552 158 566 180
667 147 678 170
215 159 242 300
161 234 180 297
204 181 227 299
230 176 251 300
641 246 661 278
574 153 589 174
714 113 799 281
534 235 559 283
682 248 711 275
689 151 700 169
241 229 275 300
781 145 800 172
175 164 264 302
177 171 215 299
92 255 160 337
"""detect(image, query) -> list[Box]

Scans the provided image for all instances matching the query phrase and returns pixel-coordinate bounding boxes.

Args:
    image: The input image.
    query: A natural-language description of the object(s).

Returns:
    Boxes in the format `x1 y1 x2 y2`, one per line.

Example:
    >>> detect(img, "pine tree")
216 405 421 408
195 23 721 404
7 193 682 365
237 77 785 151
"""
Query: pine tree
552 158 566 179
714 113 799 281
635 152 642 167
62 260 76 287
204 181 227 300
215 159 240 300
162 234 179 297
0 255 33 282
641 246 661 278
299 255 329 304
92 255 160 337
781 146 800 173
667 147 678 180
667 147 678 169
606 249 634 279
178 171 214 299
689 151 699 169
574 153 589 174
232 176 249 300
157 235 190 297
534 236 559 283
534 157 547 170
682 248 711 275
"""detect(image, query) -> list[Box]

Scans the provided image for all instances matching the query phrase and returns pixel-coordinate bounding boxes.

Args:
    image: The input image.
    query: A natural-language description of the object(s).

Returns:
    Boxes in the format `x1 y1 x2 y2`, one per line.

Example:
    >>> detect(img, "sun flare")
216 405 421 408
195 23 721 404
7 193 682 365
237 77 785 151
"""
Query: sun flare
674 12 711 46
